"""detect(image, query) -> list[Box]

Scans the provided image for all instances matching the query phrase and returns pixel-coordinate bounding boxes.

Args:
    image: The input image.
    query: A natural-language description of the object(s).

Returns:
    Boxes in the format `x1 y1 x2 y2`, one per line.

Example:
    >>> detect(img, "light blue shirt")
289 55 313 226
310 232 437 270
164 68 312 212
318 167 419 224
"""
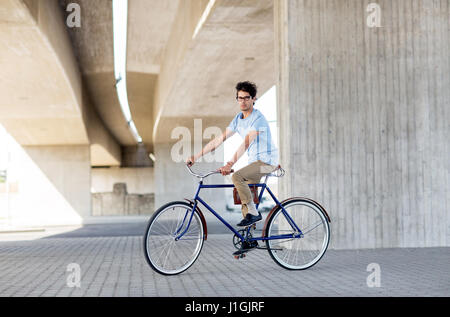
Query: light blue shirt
227 108 279 166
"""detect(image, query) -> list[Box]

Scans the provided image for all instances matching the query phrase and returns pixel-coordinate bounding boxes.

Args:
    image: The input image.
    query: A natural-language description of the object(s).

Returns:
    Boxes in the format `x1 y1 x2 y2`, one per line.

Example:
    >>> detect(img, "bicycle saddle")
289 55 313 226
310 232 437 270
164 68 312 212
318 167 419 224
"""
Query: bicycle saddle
269 165 285 177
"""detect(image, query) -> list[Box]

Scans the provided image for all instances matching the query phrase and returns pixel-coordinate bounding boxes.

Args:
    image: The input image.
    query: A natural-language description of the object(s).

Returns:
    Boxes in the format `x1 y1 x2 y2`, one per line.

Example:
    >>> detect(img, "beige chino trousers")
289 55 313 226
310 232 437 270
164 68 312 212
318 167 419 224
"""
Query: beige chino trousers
231 160 278 218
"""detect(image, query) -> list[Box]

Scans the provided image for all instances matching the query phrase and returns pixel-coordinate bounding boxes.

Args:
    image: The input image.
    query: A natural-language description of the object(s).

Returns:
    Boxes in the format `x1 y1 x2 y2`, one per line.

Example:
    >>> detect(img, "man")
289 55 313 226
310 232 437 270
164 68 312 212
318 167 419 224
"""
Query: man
186 81 279 228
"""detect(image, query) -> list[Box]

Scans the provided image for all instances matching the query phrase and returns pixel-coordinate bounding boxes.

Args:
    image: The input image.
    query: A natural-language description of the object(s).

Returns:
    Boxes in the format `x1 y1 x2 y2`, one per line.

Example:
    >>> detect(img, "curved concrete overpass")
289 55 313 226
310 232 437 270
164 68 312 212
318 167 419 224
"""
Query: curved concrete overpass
0 0 274 163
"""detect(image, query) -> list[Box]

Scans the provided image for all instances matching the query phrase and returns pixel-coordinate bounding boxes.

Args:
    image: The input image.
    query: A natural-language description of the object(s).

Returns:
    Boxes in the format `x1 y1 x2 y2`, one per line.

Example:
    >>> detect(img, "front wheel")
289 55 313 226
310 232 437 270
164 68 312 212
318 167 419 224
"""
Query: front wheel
143 201 204 275
265 199 330 270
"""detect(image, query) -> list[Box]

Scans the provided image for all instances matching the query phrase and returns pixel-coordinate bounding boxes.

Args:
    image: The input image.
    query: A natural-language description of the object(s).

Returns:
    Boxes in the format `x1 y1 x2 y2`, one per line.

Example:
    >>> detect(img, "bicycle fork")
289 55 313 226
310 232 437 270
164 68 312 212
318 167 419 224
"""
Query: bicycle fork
174 201 199 241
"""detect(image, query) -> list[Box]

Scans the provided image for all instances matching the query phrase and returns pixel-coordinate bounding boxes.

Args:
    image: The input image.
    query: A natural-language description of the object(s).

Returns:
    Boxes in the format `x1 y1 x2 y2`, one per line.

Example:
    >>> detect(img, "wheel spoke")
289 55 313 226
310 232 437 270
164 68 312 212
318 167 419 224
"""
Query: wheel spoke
301 220 324 236
266 200 330 270
144 203 204 275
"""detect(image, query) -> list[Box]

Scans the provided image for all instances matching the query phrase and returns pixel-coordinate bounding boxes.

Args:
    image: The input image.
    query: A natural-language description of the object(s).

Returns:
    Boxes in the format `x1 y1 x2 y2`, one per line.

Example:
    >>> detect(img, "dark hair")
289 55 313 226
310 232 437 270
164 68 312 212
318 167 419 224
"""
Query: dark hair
235 81 257 98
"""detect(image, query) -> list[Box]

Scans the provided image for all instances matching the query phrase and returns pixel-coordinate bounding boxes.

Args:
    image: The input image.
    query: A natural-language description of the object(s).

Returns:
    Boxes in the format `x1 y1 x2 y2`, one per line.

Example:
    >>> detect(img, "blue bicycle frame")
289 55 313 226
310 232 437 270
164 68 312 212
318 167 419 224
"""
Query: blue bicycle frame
175 180 304 243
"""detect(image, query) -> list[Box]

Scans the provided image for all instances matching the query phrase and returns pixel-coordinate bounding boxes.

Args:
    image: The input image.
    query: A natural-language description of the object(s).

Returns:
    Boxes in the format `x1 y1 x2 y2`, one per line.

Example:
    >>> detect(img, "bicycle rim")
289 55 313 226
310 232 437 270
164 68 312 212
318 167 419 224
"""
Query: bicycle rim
266 200 330 270
144 203 204 275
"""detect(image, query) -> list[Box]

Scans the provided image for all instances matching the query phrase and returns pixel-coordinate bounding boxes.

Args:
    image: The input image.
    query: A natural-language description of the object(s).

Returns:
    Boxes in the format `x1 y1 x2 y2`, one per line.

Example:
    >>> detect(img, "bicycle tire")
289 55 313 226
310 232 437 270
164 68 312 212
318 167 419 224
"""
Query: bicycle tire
265 198 330 270
143 201 204 275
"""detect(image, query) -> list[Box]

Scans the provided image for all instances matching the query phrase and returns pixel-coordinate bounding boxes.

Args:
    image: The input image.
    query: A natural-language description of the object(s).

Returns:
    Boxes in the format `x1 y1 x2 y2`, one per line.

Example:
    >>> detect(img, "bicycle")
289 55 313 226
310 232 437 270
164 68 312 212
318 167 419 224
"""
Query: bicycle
143 165 331 275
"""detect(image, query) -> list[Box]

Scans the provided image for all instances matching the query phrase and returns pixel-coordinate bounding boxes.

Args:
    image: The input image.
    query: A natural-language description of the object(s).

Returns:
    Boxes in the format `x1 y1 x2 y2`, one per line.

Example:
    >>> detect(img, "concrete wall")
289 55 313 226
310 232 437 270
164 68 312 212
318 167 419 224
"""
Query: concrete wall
91 167 154 194
92 183 154 216
91 167 155 216
275 0 450 249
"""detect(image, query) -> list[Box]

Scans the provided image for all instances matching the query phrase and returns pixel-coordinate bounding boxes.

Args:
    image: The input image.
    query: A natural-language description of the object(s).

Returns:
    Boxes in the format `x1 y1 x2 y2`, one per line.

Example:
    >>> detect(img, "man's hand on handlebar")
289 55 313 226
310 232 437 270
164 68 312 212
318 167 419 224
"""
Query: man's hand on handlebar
185 160 234 178
186 155 195 167
217 162 234 176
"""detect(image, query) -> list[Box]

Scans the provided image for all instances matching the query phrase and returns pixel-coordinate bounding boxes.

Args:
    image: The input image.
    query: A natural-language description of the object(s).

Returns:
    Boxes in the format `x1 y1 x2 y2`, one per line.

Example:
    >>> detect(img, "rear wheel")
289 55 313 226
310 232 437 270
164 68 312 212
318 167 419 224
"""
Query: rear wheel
265 199 330 270
143 201 204 275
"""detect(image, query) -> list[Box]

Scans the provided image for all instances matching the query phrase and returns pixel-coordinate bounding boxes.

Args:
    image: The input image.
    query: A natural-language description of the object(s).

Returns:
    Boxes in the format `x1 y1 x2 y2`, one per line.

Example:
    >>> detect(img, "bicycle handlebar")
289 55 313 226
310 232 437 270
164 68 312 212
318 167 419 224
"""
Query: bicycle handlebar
186 163 285 180
185 164 234 179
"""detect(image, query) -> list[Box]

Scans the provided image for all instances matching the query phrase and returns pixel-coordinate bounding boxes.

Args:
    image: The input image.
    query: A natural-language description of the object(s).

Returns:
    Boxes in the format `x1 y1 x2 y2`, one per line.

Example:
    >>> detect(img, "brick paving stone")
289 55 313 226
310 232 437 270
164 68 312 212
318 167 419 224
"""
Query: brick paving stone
0 233 448 297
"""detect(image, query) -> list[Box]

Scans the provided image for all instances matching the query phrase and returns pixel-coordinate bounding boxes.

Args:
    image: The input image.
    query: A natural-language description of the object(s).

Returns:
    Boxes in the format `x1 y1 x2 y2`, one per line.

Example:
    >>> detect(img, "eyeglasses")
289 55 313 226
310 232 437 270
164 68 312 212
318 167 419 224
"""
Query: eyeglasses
236 96 252 102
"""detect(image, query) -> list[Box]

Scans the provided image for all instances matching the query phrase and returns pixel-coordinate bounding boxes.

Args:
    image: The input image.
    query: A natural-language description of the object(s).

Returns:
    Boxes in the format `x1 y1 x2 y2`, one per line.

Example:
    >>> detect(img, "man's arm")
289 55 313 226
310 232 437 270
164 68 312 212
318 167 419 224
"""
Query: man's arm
227 130 258 165
186 128 235 166
218 130 259 175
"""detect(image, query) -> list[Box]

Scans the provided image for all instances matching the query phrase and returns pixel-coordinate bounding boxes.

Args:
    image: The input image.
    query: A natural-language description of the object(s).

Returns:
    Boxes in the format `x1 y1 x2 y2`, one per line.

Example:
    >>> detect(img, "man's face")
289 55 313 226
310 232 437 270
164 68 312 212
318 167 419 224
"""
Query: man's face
236 90 255 111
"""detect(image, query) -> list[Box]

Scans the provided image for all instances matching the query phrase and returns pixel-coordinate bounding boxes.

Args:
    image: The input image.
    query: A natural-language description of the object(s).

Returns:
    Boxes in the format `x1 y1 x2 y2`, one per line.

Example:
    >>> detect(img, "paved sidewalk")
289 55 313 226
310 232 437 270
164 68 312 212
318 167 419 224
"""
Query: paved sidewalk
0 224 448 297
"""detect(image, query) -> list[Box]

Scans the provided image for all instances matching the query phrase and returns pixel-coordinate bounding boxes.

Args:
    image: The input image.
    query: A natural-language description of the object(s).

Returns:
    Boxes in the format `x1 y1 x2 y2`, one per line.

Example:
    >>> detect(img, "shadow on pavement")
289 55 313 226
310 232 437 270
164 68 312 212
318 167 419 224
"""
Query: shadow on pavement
40 220 237 239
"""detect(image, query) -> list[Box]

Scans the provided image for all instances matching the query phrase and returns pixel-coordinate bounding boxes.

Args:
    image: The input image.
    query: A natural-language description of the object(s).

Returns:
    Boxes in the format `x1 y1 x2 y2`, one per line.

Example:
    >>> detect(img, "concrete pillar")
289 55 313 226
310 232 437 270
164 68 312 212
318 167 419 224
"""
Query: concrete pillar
275 0 450 249
91 167 154 194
